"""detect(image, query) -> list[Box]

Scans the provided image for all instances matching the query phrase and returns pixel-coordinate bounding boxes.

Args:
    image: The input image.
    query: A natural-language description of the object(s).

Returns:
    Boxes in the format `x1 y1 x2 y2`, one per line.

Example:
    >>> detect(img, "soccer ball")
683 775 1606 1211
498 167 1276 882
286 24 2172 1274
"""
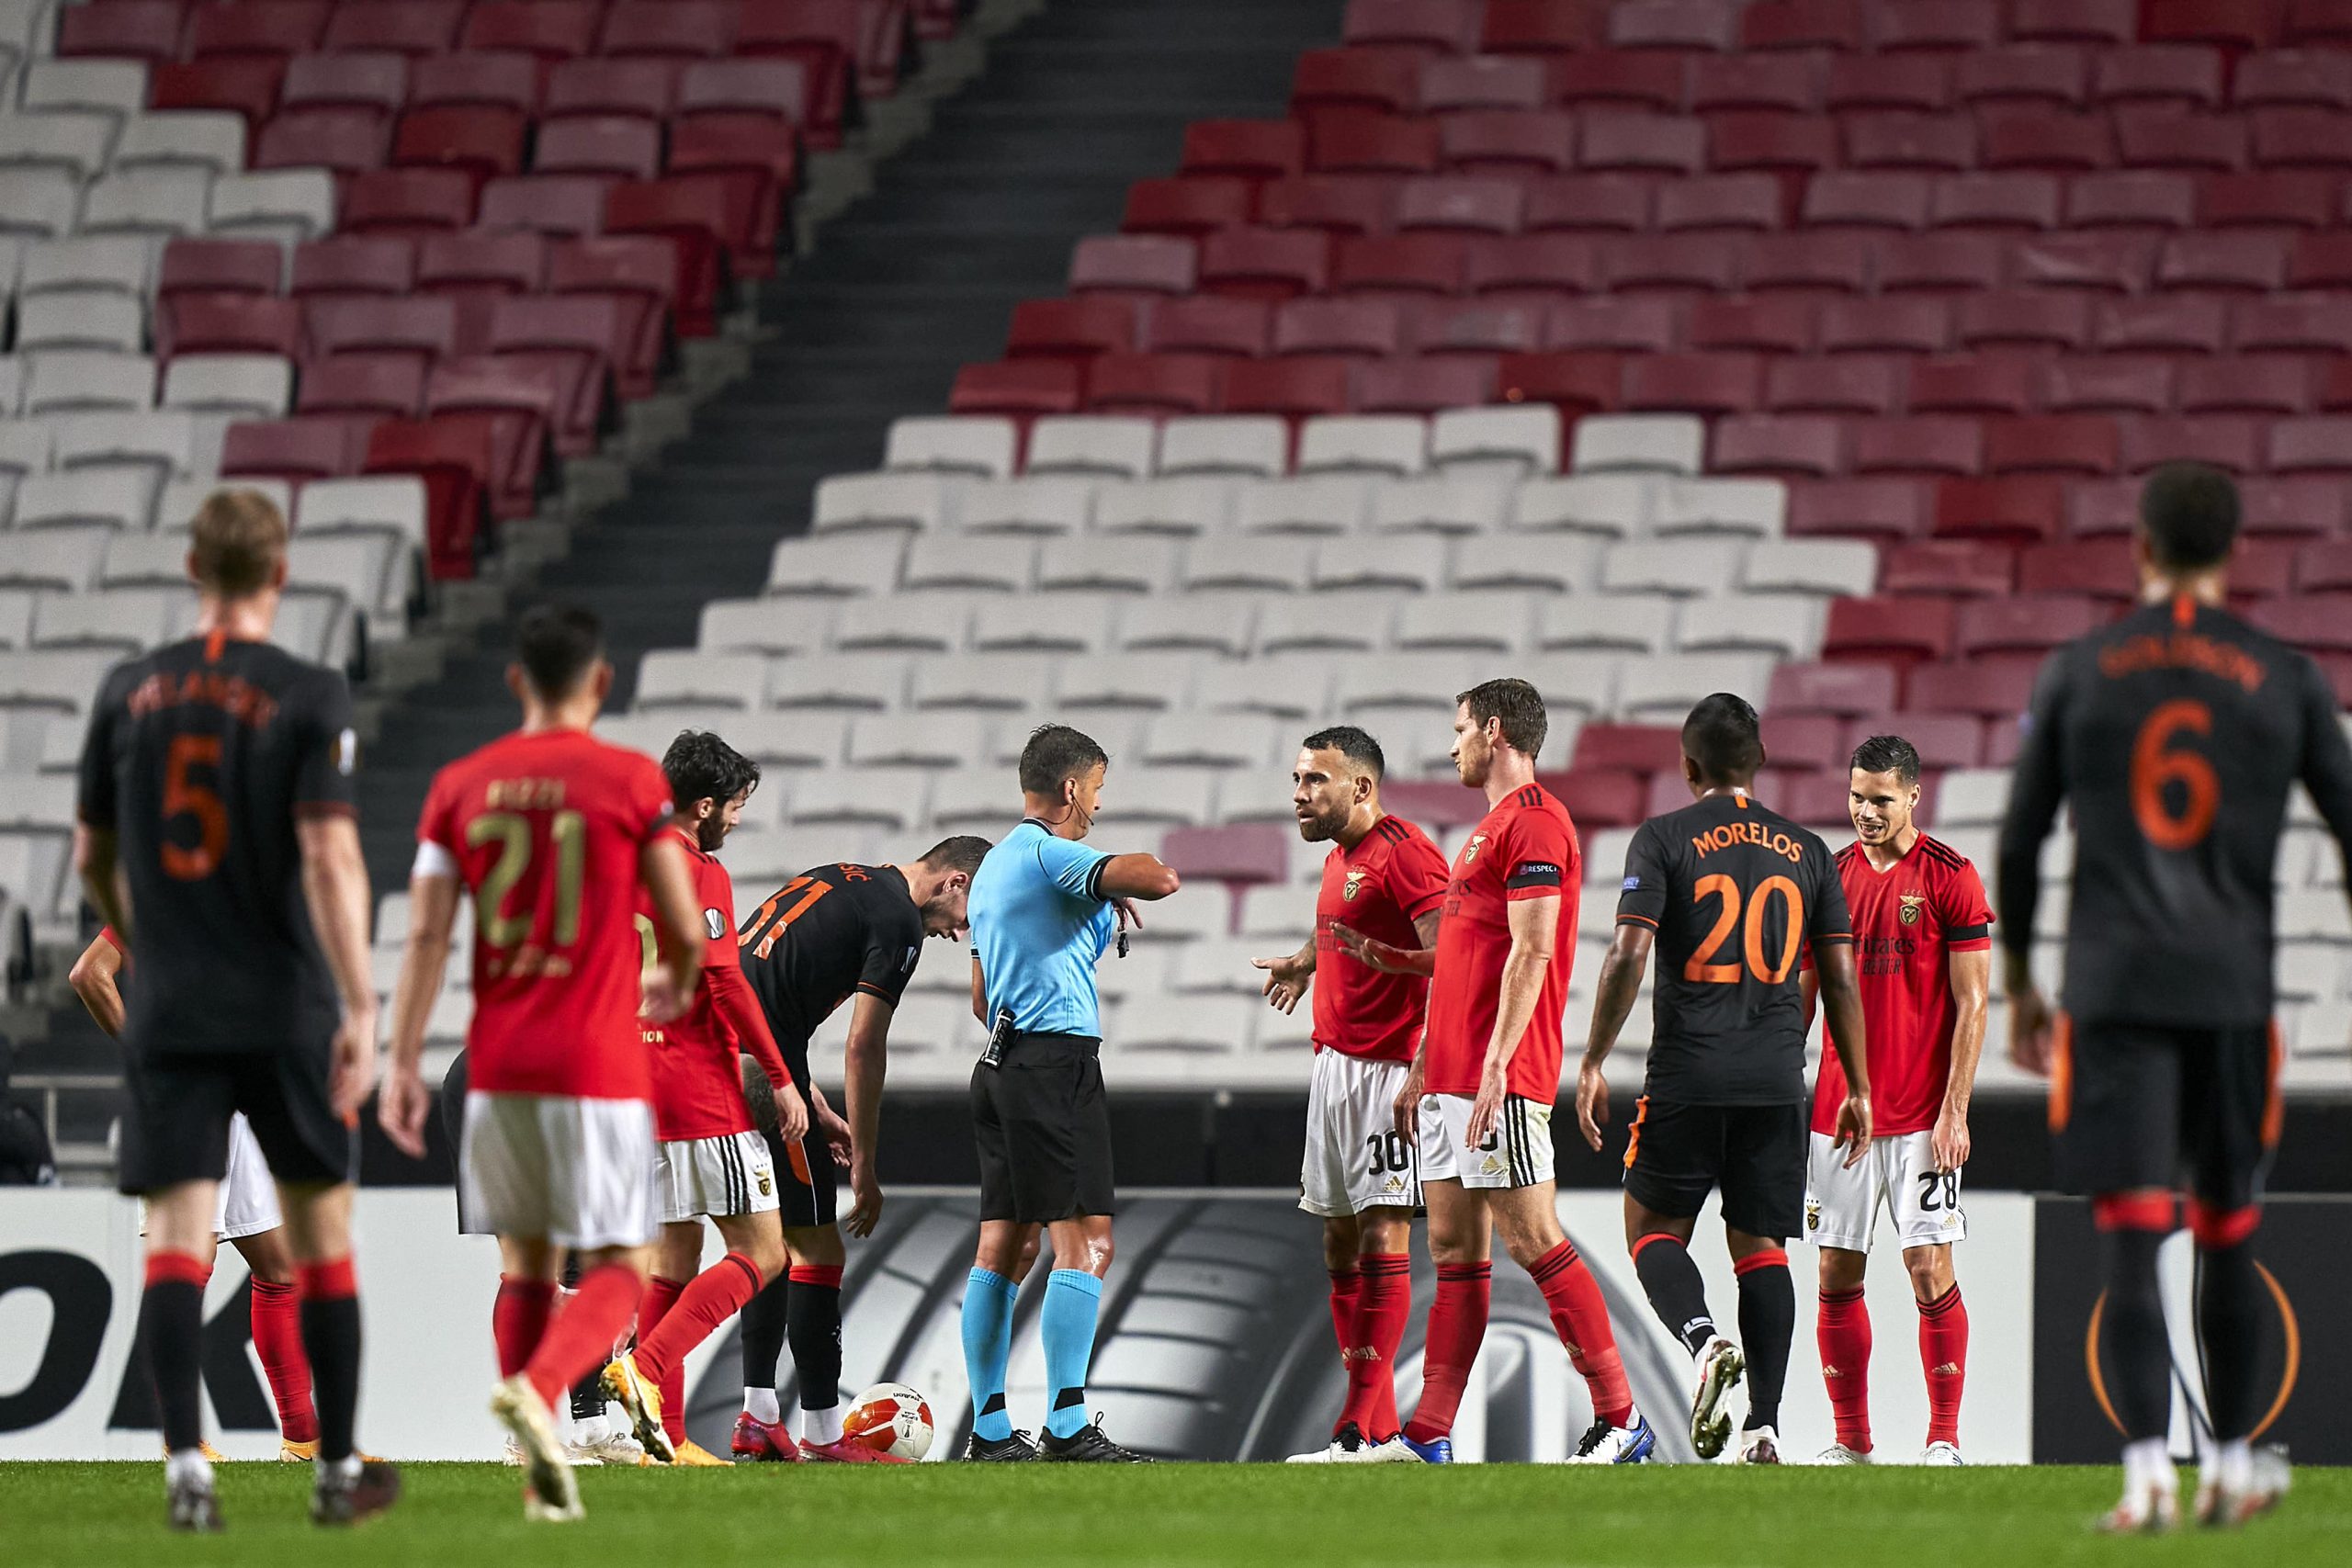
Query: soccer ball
842 1382 933 1461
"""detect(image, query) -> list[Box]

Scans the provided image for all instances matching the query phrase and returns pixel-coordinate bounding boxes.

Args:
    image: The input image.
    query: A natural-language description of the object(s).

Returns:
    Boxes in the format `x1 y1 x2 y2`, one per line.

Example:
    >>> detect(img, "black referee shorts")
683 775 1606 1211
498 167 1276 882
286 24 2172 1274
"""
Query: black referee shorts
119 1043 353 1197
2052 1019 2279 1209
971 1032 1116 1225
1621 1097 1807 1242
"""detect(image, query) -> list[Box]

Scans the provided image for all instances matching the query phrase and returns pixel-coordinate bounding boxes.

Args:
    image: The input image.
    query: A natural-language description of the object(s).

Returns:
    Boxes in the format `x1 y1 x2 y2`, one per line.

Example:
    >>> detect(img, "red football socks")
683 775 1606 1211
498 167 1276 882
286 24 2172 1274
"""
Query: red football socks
636 1275 689 1445
248 1278 317 1445
1918 1285 1968 1450
632 1254 764 1445
1530 1241 1634 1427
1326 1266 1363 1438
1352 1254 1410 1439
1817 1286 1872 1453
1402 1261 1489 1444
526 1263 644 1411
492 1275 557 1380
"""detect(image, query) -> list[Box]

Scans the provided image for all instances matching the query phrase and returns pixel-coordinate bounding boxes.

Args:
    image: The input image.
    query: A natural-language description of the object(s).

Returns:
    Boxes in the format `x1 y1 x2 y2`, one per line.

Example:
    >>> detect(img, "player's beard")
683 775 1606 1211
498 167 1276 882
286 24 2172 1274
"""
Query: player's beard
1297 802 1350 842
695 817 728 852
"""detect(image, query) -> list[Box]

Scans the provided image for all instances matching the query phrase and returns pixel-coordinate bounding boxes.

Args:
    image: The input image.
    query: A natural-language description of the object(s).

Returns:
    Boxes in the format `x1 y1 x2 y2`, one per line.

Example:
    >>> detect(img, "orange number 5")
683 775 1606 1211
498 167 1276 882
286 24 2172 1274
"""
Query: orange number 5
161 735 227 881
2131 699 2219 852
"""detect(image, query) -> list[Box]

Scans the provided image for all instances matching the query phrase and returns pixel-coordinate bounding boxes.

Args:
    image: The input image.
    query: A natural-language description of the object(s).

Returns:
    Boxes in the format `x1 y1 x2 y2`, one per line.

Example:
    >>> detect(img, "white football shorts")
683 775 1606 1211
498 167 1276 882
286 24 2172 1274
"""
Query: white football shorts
1417 1091 1555 1190
460 1090 658 1250
1298 1049 1419 1217
655 1130 781 1224
142 1112 282 1242
1804 1129 1966 1253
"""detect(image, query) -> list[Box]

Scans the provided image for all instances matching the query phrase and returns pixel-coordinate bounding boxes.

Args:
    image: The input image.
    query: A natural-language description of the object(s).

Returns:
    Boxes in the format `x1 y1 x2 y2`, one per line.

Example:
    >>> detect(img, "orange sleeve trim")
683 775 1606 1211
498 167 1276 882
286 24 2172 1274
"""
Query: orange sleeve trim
1617 913 1658 928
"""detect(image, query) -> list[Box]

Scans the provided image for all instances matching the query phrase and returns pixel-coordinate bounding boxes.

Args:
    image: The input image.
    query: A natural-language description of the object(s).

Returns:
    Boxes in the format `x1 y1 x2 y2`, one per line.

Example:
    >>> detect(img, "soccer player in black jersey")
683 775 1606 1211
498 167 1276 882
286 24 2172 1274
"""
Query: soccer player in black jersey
725 837 990 1461
1577 694 1871 1465
1999 463 2352 1531
73 489 397 1529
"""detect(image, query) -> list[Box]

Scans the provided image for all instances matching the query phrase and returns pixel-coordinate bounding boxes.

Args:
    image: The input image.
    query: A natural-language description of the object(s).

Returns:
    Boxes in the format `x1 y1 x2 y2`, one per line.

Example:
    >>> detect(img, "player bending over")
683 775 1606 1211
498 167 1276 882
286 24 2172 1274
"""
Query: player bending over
728 836 989 1461
1800 736 1990 1466
73 929 322 1462
75 488 395 1529
379 604 703 1522
1363 680 1649 1465
601 731 808 1465
1999 464 2352 1530
1253 727 1447 1463
1577 694 1870 1465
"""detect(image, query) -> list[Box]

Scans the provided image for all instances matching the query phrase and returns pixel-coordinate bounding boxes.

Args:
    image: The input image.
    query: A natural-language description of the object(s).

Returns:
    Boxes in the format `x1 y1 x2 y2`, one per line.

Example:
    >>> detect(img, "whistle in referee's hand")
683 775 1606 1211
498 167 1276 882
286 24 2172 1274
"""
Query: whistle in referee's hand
1115 930 1130 959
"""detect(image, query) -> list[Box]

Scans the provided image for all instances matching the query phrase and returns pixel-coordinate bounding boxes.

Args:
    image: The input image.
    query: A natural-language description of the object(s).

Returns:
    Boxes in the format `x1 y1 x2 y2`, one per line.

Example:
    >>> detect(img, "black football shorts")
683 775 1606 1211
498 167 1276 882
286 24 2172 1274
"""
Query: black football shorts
119 1043 354 1196
2051 1019 2278 1209
743 1055 837 1230
971 1032 1116 1224
1621 1097 1807 1241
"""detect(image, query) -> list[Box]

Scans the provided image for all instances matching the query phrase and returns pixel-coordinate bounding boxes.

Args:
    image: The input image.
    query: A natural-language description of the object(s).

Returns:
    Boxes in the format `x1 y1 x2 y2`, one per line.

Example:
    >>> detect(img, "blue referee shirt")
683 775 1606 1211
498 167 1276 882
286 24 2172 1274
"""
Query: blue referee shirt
969 818 1115 1038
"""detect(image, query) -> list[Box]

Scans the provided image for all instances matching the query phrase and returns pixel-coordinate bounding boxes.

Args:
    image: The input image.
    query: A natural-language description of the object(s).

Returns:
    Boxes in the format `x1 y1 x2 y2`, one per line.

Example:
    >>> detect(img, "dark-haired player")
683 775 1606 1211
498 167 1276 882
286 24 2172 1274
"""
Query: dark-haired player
1252 726 1447 1463
1999 463 2352 1530
602 731 808 1466
1376 681 1648 1465
727 835 990 1462
379 603 705 1522
75 488 395 1530
1578 693 1870 1466
1801 736 1991 1466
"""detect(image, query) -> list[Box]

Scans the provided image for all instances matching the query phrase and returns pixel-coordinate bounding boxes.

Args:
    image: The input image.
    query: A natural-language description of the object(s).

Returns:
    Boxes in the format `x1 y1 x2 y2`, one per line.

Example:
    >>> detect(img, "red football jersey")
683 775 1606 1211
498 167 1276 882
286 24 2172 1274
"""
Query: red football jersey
1809 833 1994 1138
1312 814 1450 1063
1422 784 1582 1100
416 728 673 1101
643 837 757 1142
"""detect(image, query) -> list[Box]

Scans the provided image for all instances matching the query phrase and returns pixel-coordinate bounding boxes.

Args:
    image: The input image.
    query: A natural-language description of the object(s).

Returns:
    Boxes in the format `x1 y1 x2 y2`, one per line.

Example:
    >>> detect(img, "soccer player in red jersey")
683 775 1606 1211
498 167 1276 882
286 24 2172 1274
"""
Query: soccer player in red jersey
379 604 704 1523
603 730 808 1466
1347 681 1649 1464
1800 736 1992 1466
71 929 320 1462
1251 726 1448 1463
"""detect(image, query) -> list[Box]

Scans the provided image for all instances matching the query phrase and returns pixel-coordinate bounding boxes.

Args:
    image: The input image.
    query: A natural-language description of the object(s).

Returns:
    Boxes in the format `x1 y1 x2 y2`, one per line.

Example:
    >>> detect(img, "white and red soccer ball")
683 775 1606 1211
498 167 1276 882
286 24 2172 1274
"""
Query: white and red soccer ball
842 1382 933 1461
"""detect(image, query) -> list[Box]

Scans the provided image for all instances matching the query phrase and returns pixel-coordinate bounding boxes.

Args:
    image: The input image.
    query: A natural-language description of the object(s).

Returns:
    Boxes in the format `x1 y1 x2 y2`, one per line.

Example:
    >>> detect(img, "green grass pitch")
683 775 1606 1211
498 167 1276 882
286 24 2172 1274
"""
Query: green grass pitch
4 1462 2346 1567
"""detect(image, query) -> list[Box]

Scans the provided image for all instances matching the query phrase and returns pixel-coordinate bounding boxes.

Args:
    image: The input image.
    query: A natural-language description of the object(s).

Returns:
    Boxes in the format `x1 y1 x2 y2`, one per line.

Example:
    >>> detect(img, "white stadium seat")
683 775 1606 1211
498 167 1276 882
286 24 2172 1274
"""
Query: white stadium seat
79 167 212 238
1025 416 1155 478
0 355 23 417
1156 415 1286 477
1510 473 1657 538
1117 592 1256 655
208 169 338 243
112 112 249 175
1369 473 1511 536
1430 404 1560 475
812 470 964 535
902 535 1034 593
29 593 173 654
787 767 929 830
834 592 979 655
766 535 903 597
700 597 832 657
972 592 1111 653
1235 475 1370 536
12 469 158 533
1195 656 1329 720
160 477 294 534
849 712 988 769
1140 713 1282 770
1534 596 1674 655
1453 533 1597 592
0 112 119 182
960 475 1093 536
1331 654 1483 716
0 419 55 477
765 654 908 711
1257 595 1392 655
19 237 152 300
25 351 153 413
926 766 1012 832
287 533 403 620
885 416 1017 478
1571 413 1705 475
1676 594 1819 659
1601 539 1747 598
1310 535 1444 593
0 649 119 711
162 355 293 419
1102 767 1217 826
636 651 765 710
1121 994 1256 1054
1741 538 1879 599
1092 476 1233 536
1934 770 2011 829
293 477 424 545
23 61 152 119
711 710 850 770
1615 654 1775 722
1035 536 1178 593
1653 477 1785 537
55 412 206 474
15 293 144 353
1217 766 1304 825
1395 592 1534 655
1055 652 1200 712
98 533 190 588
909 651 1053 712
1295 414 1427 477
0 169 80 239
1179 536 1314 593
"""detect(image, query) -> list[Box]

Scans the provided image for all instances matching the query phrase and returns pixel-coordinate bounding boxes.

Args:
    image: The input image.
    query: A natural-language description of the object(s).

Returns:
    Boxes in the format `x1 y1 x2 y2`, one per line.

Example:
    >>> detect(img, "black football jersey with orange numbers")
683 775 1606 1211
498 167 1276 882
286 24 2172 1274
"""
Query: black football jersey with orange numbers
1998 596 2352 1027
1617 793 1851 1105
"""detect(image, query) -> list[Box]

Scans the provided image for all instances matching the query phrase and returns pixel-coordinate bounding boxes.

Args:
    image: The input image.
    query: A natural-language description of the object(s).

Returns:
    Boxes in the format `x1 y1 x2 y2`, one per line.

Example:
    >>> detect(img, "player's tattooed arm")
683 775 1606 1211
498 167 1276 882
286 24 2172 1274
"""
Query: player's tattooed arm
68 932 125 1038
1329 909 1442 977
1936 947 1991 1173
1466 894 1556 1148
1250 937 1316 1012
1577 922 1655 1151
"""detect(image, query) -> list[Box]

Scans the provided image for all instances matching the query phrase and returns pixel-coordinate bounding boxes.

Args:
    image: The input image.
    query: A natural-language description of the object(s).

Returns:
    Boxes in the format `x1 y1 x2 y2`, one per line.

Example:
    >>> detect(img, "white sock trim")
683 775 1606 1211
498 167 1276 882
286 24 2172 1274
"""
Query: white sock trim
2123 1436 2177 1494
802 1403 842 1447
743 1388 781 1426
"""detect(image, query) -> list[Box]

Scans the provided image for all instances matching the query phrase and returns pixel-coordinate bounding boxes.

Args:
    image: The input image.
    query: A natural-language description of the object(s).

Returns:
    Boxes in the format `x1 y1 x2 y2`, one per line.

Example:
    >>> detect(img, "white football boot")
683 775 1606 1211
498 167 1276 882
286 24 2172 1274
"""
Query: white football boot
1736 1425 1782 1465
2195 1443 2290 1528
1688 1337 1746 1461
1815 1443 1873 1465
1921 1441 1964 1467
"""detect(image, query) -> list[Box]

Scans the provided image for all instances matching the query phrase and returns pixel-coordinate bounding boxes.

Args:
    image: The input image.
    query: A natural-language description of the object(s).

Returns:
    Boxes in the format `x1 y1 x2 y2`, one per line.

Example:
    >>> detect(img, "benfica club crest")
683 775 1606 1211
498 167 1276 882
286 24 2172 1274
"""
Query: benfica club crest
1462 833 1490 866
1342 868 1368 902
1898 893 1928 927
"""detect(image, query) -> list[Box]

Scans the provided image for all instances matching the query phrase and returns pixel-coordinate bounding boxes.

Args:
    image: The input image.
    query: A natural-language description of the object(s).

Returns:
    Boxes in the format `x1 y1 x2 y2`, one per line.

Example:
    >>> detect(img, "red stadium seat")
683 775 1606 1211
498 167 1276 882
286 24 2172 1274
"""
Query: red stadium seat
1257 175 1396 234
549 234 680 372
1981 109 2113 171
1335 232 1469 295
1984 414 2119 476
1610 0 1742 52
1819 297 1953 354
1845 112 1976 173
190 3 334 62
1871 1 1996 51
1688 296 1816 353
2255 597 2352 654
1769 659 1900 716
255 107 393 177
1069 234 1198 297
1764 355 1899 414
417 230 550 344
1495 351 1621 415
1221 356 1352 418
1523 174 1653 232
2288 0 2352 45
322 1 465 56
1145 296 1272 357
1291 47 1424 116
1881 539 2017 597
1123 176 1256 237
2096 295 2230 354
2016 228 2157 292
462 0 603 61
2094 47 2227 108
2251 107 2352 169
2066 171 2199 229
2289 231 2352 288
2112 107 2247 172
1083 354 1224 415
723 18 849 147
292 235 417 301
1345 0 1485 53
2011 0 2135 44
1957 45 2089 107
1421 54 1548 113
1182 119 1307 181
1197 227 1330 300
1623 352 1764 414
1803 172 1932 231
1308 110 1440 175
1853 417 1984 478
2234 295 2352 351
2241 473 2349 535
1823 596 1955 665
600 1 736 60
161 294 305 360
1464 232 1600 295
1579 111 1706 175
2038 355 2175 414
342 168 477 238
480 175 616 240
1600 233 1737 292
224 415 372 484
546 58 680 123
1657 174 1786 232
280 51 411 117
152 61 288 136
57 0 187 66
1354 354 1499 412
1273 297 1406 358
2120 412 2263 472
536 117 663 180
2270 415 2352 472
2147 0 2277 49
306 295 458 366
1396 176 1523 233
1547 52 1686 110
1006 299 1139 360
1934 476 2065 543
1956 594 2103 657
668 114 798 272
1689 52 1823 113
1954 290 2091 349
2156 232 2290 291
605 176 743 322
676 58 811 130
2296 538 2352 592
1438 109 1577 173
1758 713 1849 771
424 355 560 517
2179 356 2314 414
299 351 428 418
1712 413 1845 477
1707 110 1839 174
1741 0 1864 51
2238 51 2352 109
364 415 495 578
394 107 531 185
1481 0 1600 53
1888 232 2014 294
160 238 284 300
949 360 1082 417
2202 171 2340 229
2018 539 2135 600
1905 659 2041 718
1545 772 1645 829
1930 173 2062 231
1738 232 1870 293
491 294 630 432
410 52 542 115
1571 724 1687 774
1909 355 2035 414
1825 53 1953 113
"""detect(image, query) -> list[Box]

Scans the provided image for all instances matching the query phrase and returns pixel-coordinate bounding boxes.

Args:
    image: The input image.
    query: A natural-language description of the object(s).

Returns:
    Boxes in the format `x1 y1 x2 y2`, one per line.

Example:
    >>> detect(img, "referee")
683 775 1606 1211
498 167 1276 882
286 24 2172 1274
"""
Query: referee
957 725 1180 1462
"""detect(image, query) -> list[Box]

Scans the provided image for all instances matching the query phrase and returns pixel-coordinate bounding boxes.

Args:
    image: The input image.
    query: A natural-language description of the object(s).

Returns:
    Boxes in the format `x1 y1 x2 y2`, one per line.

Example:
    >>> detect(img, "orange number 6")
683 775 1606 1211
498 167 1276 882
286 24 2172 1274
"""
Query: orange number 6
2131 699 2219 852
161 734 228 881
